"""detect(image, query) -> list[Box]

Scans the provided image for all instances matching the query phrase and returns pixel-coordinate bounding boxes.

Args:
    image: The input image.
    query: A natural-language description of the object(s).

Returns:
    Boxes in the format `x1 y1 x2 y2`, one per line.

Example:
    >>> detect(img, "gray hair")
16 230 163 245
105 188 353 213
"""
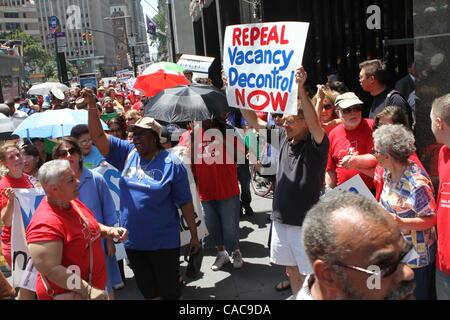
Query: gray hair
373 124 416 163
431 93 450 126
302 189 392 264
38 160 71 188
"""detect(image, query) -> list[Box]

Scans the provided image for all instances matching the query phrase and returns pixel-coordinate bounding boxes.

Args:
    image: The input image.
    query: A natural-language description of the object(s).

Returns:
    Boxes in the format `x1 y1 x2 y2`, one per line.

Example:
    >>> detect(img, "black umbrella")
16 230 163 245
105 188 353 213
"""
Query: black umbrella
144 84 232 123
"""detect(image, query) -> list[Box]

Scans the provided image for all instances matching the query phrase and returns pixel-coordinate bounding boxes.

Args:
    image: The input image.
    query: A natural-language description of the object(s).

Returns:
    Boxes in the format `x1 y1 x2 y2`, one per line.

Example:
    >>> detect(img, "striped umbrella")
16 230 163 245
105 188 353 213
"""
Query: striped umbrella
133 62 190 97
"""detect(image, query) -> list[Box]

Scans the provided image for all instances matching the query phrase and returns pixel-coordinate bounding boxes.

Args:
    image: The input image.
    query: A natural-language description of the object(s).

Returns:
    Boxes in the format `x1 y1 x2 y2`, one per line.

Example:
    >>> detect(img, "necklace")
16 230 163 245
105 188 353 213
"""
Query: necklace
137 150 160 181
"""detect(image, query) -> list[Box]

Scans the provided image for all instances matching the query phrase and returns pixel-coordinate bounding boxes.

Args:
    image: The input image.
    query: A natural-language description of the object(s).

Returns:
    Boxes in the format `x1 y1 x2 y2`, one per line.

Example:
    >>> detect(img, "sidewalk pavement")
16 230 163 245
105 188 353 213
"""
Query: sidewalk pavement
116 193 292 300
3 191 294 300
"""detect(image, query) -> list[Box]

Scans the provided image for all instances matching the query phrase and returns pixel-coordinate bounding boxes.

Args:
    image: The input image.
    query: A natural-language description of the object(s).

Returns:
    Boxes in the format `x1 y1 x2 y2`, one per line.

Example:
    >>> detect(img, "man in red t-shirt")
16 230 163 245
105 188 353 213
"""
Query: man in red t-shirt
325 92 377 190
430 93 450 300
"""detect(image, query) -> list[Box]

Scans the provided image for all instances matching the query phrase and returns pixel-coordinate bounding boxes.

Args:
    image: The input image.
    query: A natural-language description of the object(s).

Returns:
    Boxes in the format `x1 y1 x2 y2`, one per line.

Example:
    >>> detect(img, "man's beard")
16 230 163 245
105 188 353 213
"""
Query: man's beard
336 269 416 300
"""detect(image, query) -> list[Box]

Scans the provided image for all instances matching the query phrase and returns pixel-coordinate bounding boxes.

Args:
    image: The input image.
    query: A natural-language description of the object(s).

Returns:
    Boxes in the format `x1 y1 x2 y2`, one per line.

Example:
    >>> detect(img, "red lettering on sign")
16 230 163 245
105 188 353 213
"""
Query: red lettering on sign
260 27 269 45
232 28 242 46
266 26 279 44
235 88 246 106
270 92 289 112
280 25 289 44
248 90 270 111
250 27 260 46
242 28 250 46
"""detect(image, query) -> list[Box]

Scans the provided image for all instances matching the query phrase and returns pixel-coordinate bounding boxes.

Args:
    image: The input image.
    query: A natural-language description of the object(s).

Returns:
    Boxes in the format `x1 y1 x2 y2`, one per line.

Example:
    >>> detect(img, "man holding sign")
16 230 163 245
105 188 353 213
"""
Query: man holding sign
239 65 329 295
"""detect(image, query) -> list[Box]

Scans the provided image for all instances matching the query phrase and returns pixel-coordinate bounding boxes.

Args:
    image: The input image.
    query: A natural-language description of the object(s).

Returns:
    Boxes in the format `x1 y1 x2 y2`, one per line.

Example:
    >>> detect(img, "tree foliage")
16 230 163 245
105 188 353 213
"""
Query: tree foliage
0 30 52 74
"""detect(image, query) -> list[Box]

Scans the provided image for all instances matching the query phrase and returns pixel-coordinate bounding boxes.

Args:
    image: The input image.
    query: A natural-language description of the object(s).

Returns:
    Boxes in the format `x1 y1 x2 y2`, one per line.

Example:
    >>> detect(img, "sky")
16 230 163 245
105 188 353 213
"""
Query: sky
140 0 159 58
140 0 159 18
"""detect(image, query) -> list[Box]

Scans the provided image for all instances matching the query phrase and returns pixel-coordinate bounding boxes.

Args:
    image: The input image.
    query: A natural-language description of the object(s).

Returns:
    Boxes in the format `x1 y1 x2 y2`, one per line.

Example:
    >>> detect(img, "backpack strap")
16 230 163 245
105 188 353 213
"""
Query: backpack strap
384 89 415 130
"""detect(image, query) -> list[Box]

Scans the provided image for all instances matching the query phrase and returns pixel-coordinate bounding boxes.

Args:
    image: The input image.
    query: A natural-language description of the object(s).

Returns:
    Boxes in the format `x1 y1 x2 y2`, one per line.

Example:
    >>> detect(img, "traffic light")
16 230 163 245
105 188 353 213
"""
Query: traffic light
82 32 93 44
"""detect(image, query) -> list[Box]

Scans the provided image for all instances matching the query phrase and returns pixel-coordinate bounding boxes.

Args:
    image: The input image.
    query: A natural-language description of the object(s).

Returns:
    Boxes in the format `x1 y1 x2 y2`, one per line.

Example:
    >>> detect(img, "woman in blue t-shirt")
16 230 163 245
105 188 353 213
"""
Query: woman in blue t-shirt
84 88 200 300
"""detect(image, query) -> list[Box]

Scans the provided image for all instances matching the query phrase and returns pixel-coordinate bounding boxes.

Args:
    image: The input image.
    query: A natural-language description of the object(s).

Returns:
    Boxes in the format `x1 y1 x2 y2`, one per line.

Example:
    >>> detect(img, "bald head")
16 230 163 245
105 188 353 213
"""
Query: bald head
303 190 398 264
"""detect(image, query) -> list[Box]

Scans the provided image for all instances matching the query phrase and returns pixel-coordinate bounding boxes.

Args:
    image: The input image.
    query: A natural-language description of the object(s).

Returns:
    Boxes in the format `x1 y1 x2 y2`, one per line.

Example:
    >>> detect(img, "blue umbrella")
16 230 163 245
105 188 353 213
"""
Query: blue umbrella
13 109 110 139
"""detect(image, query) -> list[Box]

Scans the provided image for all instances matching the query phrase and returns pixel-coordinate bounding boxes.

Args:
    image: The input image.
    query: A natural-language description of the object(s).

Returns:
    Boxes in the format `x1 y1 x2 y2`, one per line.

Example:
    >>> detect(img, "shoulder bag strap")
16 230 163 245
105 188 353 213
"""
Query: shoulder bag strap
122 148 138 177
71 201 94 285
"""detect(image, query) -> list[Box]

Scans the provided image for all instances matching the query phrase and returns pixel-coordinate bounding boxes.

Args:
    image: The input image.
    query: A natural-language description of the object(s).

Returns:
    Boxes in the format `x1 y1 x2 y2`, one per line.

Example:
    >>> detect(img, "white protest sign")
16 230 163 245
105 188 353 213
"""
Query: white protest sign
171 147 208 245
223 22 309 115
93 163 127 261
335 175 378 203
11 188 45 289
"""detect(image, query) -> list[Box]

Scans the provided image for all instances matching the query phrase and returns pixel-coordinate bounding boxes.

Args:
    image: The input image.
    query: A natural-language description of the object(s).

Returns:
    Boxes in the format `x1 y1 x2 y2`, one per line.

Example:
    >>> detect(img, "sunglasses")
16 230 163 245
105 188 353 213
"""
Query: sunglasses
323 104 334 110
334 241 417 278
56 147 78 158
271 113 283 118
340 105 362 114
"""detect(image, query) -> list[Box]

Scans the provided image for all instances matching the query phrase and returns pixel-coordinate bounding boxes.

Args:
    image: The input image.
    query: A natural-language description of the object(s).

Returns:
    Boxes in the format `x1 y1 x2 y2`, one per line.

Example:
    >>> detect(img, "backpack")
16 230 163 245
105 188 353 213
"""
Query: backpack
384 90 415 131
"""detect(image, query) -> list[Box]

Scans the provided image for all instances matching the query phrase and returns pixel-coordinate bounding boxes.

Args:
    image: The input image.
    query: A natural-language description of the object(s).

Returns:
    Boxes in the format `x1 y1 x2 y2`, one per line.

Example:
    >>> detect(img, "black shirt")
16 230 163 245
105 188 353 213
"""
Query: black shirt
271 129 329 226
369 88 408 119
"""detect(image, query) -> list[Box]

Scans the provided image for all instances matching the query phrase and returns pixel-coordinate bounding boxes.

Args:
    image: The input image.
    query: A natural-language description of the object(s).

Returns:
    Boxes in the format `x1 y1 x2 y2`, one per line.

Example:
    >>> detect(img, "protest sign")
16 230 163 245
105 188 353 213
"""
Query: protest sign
335 175 378 203
11 188 45 289
223 22 309 115
93 163 126 260
116 69 133 82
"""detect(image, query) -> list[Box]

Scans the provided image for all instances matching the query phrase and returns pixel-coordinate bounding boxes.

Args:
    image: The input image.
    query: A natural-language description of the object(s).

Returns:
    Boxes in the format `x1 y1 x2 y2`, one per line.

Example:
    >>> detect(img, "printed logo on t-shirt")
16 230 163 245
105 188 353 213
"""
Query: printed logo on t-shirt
144 169 164 182
338 141 358 158
336 141 358 168
439 183 450 209
440 183 450 195
125 165 164 184
79 216 101 246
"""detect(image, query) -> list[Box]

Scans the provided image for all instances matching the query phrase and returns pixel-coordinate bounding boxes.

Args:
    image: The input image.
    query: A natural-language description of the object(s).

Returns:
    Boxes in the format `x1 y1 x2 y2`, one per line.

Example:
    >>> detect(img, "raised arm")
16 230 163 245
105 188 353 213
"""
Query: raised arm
82 88 110 156
315 85 326 118
297 67 325 144
240 109 268 130
0 188 15 227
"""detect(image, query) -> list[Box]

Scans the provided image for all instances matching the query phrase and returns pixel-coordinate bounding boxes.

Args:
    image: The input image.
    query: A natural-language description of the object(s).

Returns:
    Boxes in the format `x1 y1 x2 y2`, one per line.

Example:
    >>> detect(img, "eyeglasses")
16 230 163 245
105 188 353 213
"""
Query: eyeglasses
271 113 283 118
323 104 334 110
371 149 381 155
340 105 362 114
283 117 304 125
55 147 78 158
334 241 416 278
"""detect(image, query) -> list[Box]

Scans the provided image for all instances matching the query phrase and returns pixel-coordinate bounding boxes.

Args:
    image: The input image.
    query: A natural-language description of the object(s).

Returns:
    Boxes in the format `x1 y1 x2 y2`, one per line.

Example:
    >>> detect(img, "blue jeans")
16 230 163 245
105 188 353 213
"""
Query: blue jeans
436 268 450 300
202 195 240 253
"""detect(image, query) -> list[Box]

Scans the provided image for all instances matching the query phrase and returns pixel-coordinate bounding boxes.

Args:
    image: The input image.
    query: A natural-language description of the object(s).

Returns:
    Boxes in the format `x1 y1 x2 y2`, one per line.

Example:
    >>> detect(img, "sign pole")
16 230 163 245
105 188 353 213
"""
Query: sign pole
54 34 62 83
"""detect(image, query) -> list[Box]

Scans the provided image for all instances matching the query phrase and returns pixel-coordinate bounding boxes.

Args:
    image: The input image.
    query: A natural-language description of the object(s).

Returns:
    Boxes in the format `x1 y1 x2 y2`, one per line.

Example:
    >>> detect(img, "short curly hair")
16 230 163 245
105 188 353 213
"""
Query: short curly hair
373 124 416 163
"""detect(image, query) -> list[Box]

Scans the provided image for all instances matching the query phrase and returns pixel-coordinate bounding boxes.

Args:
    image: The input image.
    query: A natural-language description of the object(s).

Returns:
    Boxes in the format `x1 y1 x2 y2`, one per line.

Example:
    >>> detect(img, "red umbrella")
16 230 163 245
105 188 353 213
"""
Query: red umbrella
133 62 190 97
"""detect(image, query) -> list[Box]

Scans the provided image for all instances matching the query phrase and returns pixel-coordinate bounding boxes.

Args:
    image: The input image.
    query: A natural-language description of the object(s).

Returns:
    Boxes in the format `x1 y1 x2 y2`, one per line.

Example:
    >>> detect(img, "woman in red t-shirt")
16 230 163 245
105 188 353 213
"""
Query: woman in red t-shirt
0 144 35 268
26 160 128 300
313 85 342 135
